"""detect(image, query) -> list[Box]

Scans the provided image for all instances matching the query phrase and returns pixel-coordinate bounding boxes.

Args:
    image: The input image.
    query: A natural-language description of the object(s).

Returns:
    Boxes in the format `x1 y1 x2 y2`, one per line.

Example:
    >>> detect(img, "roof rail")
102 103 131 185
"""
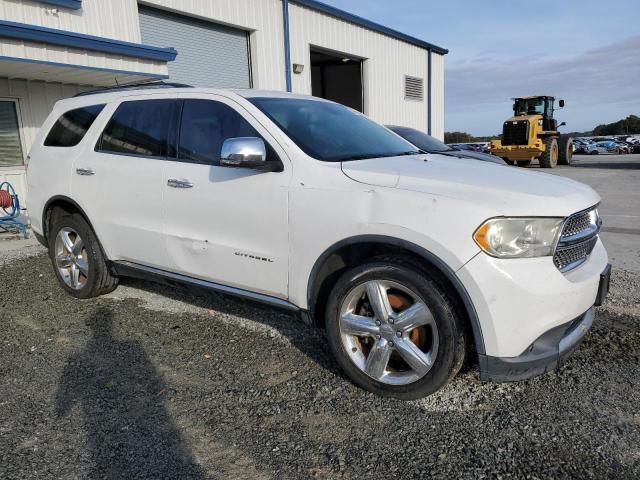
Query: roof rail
73 81 193 97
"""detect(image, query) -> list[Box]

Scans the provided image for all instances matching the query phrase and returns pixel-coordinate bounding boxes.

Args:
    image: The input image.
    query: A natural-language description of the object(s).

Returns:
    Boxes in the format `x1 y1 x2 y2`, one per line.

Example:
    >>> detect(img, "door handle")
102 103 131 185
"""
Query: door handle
167 178 193 189
76 168 95 176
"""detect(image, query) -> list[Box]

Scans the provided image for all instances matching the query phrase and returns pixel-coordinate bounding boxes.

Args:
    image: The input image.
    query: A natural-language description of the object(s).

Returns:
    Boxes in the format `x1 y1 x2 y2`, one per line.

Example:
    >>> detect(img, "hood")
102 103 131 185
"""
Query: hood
341 154 600 217
445 149 506 165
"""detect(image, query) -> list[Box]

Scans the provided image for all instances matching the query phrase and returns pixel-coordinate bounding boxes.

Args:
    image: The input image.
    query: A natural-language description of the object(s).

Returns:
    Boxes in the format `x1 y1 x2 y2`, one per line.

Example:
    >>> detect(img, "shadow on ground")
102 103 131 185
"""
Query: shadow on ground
55 308 204 478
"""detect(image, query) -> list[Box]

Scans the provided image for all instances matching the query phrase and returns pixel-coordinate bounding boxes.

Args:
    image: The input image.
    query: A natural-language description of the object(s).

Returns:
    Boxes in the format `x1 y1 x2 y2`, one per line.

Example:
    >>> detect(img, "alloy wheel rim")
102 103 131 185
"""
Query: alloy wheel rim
339 280 439 385
54 227 89 290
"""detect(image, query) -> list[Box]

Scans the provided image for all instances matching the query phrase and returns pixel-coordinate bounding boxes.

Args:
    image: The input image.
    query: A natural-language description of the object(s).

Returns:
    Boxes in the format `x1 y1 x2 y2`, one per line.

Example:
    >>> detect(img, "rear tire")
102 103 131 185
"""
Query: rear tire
48 210 118 299
558 136 573 165
324 256 466 400
539 137 559 168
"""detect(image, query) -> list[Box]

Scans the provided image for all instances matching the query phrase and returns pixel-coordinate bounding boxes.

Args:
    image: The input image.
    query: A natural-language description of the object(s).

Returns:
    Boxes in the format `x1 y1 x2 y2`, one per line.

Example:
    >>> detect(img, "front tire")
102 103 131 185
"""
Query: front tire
48 210 118 299
539 137 559 168
324 257 466 399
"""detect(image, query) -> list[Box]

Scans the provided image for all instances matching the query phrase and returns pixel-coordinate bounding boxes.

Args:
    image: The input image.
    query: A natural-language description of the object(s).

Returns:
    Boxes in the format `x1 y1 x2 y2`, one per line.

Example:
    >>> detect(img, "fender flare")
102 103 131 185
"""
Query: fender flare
42 195 96 241
307 234 486 355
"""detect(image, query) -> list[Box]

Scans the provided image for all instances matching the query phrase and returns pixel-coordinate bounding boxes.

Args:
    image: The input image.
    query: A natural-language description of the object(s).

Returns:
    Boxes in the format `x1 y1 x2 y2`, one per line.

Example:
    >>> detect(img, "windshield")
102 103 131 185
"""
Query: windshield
513 98 545 116
248 97 419 162
387 126 451 153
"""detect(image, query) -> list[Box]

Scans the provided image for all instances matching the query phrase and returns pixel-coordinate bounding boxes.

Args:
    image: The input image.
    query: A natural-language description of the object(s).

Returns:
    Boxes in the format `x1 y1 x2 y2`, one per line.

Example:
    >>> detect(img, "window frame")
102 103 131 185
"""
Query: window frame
0 98 26 169
94 98 180 161
171 97 284 170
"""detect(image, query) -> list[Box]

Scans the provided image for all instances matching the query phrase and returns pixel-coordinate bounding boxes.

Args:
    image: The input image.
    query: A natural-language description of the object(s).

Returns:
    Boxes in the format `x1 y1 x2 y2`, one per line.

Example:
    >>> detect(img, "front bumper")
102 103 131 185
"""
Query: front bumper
478 307 594 381
457 238 609 358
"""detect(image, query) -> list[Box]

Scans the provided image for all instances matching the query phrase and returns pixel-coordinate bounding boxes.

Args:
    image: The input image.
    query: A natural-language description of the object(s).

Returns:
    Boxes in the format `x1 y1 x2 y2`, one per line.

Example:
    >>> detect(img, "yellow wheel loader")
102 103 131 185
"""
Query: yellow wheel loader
490 96 573 168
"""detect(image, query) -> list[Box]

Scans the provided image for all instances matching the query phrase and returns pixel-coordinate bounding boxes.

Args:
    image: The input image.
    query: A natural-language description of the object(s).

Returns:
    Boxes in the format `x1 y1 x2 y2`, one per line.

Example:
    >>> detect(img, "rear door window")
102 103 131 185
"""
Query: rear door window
97 99 178 158
44 104 105 147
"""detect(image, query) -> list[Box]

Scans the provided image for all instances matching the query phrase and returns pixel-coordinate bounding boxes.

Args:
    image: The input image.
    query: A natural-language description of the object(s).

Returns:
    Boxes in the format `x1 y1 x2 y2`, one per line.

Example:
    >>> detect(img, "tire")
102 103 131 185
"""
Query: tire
48 210 118 299
517 160 531 167
590 150 598 155
539 137 559 168
503 159 515 166
558 136 573 165
324 256 466 400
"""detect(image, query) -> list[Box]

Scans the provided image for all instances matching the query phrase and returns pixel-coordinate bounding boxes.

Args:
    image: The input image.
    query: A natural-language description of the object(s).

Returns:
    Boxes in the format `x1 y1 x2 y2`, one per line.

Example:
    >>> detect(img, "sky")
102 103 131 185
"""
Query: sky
320 0 640 135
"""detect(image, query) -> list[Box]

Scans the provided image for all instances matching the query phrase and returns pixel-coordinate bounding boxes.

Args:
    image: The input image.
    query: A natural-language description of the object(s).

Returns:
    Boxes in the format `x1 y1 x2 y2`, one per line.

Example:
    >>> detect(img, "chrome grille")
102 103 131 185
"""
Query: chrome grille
561 210 593 239
554 207 600 272
554 237 598 271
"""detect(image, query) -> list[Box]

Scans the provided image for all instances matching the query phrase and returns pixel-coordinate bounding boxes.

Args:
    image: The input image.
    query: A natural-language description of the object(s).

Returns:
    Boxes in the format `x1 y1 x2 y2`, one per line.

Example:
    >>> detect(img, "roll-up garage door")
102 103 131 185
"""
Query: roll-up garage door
139 6 251 88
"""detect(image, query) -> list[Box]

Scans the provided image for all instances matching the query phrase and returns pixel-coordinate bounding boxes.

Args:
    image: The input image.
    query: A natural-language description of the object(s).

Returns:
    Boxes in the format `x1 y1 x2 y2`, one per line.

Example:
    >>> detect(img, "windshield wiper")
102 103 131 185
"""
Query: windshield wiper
339 151 422 161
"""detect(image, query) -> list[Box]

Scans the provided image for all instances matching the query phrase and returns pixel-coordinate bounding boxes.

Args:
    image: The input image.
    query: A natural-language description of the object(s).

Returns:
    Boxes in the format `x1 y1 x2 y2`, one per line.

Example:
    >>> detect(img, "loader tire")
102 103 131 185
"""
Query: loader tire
559 136 573 165
539 137 559 168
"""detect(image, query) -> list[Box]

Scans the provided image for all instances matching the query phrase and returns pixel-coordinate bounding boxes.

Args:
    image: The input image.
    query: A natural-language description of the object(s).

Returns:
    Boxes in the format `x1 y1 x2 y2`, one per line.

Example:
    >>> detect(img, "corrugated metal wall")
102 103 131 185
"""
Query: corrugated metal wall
141 0 287 91
0 0 142 42
0 38 168 79
430 53 445 140
0 78 84 206
288 3 428 131
139 6 251 88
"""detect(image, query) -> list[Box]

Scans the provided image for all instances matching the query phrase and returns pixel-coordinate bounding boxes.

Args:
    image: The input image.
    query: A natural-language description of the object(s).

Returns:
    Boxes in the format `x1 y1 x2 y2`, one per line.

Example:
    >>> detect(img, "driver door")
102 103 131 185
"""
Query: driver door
161 94 291 298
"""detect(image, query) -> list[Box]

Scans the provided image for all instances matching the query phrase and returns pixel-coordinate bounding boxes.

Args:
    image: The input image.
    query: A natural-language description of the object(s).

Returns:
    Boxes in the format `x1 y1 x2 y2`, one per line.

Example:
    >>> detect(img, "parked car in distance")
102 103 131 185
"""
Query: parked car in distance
584 141 624 154
27 85 610 399
386 126 506 165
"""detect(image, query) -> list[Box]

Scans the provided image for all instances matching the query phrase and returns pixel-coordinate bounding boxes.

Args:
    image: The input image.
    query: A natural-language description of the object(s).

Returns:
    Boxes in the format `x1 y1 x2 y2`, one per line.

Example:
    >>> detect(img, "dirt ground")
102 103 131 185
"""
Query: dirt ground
0 244 638 479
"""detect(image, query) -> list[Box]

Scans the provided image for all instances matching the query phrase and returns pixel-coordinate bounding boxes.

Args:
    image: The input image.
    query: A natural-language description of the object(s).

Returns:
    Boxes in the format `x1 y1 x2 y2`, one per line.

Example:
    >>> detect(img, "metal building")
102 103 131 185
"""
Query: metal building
0 0 447 204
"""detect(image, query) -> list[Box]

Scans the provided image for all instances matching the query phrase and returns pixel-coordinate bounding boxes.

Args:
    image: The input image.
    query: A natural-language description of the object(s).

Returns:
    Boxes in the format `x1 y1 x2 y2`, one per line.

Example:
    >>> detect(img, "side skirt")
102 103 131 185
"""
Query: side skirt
111 260 304 315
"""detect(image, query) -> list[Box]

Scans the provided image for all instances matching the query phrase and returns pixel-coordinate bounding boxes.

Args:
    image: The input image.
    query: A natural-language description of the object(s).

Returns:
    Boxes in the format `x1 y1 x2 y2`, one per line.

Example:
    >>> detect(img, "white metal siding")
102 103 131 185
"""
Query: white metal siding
0 77 85 206
0 38 168 79
0 0 142 42
430 53 445 141
141 0 286 90
288 3 428 131
139 6 250 88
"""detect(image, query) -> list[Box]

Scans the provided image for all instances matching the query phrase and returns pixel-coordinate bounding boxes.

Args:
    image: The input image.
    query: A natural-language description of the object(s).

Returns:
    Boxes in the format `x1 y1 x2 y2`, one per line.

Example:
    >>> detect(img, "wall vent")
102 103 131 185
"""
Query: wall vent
404 76 424 101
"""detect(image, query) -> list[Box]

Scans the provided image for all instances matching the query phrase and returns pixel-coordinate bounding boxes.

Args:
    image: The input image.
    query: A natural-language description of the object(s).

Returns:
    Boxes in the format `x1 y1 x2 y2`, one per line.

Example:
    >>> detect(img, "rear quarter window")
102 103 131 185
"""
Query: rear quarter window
44 104 105 147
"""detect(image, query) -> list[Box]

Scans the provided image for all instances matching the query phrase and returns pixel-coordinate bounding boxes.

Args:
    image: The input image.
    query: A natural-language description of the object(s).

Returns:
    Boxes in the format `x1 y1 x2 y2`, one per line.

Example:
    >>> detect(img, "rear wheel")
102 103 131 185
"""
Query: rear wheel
558 136 573 165
325 256 466 399
48 210 118 299
539 137 559 168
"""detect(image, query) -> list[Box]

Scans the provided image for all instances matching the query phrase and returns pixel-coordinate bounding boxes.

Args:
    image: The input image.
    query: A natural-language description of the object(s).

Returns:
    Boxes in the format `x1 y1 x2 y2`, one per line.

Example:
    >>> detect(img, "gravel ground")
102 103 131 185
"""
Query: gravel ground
0 247 639 479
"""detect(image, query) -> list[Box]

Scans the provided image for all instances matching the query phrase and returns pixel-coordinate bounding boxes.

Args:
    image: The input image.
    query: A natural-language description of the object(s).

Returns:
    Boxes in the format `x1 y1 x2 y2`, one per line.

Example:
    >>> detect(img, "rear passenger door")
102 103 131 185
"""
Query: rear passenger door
161 95 291 298
72 96 178 268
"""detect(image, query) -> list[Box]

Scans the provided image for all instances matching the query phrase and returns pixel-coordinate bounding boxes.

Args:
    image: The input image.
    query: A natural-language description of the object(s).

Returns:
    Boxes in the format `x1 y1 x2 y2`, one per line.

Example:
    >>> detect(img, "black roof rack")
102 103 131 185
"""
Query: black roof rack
73 81 193 98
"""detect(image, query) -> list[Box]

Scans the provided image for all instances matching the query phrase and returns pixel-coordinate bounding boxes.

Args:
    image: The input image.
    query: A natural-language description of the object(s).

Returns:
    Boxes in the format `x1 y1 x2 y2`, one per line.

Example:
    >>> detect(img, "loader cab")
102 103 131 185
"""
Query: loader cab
513 96 561 132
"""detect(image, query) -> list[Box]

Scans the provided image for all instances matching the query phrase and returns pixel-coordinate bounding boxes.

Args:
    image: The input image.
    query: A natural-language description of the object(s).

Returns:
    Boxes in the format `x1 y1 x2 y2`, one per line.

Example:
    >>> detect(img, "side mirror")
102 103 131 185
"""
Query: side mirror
558 121 566 127
558 99 565 108
220 137 267 168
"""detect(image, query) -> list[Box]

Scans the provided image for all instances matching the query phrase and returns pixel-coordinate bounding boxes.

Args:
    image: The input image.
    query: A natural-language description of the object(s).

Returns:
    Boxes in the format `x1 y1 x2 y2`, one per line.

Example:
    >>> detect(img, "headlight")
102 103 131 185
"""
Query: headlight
473 217 564 258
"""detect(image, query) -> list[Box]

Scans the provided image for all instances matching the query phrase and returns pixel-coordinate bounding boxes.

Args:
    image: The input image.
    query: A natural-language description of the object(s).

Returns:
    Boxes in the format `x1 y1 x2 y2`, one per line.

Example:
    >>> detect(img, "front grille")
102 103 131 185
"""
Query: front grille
561 210 593 238
502 121 529 146
553 207 600 272
554 236 598 271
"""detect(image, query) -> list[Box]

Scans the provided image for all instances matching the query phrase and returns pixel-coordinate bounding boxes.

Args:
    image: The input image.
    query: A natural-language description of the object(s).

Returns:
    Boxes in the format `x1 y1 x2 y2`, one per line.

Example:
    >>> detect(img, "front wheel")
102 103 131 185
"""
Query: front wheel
539 137 559 168
325 257 466 399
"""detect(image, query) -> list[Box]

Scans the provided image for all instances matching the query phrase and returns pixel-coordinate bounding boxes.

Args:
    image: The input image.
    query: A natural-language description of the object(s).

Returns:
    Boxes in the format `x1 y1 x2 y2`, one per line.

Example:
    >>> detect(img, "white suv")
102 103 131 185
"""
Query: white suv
27 85 611 399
